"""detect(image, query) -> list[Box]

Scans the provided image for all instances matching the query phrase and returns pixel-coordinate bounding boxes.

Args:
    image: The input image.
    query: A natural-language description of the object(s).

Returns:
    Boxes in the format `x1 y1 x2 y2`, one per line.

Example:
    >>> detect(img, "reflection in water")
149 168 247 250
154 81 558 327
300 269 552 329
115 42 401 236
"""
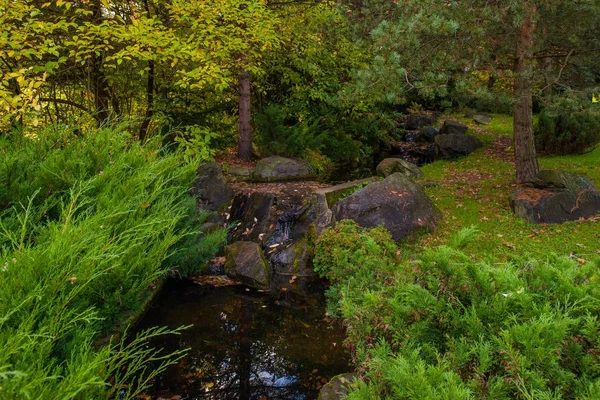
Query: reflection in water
134 280 349 399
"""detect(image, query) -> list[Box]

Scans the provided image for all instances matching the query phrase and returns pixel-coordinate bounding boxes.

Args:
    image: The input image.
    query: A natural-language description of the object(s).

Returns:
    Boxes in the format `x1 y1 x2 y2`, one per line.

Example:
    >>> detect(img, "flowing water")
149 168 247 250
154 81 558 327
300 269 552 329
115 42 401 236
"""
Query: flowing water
134 280 350 400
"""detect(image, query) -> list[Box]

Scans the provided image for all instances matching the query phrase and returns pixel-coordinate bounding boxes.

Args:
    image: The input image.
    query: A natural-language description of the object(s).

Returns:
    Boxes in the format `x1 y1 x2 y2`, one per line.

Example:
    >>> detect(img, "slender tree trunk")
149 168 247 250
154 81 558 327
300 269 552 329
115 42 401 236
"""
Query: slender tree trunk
90 0 110 126
238 69 252 160
513 6 539 184
91 56 111 125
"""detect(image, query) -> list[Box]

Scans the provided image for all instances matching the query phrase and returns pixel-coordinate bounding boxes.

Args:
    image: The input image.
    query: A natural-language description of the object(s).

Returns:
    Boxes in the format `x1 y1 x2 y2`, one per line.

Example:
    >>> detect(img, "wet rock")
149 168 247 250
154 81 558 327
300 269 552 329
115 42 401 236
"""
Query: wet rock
318 373 357 400
415 127 439 143
193 162 233 211
332 173 440 242
510 170 600 224
439 119 468 135
292 193 333 240
224 241 270 290
435 134 482 159
229 192 278 242
253 156 313 182
263 206 304 247
269 239 317 293
405 114 436 130
376 158 424 180
473 113 492 125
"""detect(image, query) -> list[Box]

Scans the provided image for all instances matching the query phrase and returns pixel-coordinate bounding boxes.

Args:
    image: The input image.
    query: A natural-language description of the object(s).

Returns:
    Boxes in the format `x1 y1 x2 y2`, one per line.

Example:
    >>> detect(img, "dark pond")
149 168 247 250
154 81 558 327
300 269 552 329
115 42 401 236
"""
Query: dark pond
134 280 349 400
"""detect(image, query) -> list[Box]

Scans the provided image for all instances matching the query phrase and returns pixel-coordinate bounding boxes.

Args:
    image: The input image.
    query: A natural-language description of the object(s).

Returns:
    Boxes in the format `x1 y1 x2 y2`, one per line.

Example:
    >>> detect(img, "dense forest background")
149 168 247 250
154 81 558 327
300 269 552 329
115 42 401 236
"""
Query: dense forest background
2 0 599 180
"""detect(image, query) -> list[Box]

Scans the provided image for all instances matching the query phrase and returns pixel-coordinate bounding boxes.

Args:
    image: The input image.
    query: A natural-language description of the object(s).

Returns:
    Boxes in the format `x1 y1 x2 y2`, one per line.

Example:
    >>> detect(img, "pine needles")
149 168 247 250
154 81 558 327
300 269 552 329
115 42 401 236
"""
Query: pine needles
0 125 222 399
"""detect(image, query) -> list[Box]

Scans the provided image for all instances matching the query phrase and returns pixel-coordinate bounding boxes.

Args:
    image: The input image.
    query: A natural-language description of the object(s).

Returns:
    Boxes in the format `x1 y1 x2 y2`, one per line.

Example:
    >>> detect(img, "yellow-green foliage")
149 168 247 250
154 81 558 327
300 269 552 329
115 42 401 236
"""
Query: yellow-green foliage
0 125 222 399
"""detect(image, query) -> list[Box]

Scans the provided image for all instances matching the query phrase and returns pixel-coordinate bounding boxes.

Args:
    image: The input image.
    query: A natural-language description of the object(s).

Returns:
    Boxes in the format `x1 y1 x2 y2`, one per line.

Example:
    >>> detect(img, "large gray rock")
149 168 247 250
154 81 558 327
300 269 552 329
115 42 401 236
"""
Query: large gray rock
435 134 482 159
376 158 424 179
224 241 270 289
318 373 357 400
253 156 313 182
193 162 233 211
332 173 440 242
405 114 436 130
510 170 600 224
439 120 468 135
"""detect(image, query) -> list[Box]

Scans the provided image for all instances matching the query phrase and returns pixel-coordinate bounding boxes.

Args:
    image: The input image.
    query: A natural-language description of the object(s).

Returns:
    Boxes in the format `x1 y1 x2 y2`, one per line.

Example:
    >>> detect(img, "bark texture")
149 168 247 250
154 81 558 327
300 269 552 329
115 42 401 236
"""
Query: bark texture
513 6 539 184
238 69 252 160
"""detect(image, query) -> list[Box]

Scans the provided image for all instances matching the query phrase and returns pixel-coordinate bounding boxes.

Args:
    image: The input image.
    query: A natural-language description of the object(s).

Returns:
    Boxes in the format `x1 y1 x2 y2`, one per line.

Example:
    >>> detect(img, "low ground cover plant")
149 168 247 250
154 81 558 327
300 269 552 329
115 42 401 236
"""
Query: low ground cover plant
316 221 600 399
0 125 223 399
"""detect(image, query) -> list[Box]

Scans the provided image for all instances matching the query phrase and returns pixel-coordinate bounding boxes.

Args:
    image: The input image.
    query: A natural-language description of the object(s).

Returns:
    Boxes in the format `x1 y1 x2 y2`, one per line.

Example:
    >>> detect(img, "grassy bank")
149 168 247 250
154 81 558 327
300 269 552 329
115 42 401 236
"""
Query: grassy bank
419 113 599 262
0 126 223 399
315 114 600 399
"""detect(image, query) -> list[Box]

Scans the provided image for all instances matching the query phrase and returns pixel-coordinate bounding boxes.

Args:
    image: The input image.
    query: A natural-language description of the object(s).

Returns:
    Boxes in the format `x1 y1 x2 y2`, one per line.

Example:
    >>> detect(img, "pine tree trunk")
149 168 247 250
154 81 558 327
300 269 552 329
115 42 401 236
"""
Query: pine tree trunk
513 7 539 184
238 69 252 160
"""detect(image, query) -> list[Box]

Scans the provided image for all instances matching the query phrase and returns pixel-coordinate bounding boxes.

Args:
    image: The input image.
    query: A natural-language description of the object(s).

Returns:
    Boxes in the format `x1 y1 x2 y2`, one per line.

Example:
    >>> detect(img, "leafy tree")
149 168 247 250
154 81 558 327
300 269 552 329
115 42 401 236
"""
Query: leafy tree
343 0 600 183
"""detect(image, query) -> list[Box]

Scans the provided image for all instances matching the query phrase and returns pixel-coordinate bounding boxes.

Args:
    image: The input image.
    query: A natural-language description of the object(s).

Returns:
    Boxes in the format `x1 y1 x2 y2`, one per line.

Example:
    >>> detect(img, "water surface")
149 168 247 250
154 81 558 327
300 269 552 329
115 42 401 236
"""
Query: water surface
135 280 349 399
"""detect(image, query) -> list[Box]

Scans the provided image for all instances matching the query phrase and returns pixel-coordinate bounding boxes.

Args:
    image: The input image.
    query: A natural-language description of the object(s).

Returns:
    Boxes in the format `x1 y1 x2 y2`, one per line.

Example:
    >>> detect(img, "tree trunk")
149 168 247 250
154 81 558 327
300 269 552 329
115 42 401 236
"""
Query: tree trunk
513 6 539 184
90 0 110 126
91 56 111 125
238 69 252 160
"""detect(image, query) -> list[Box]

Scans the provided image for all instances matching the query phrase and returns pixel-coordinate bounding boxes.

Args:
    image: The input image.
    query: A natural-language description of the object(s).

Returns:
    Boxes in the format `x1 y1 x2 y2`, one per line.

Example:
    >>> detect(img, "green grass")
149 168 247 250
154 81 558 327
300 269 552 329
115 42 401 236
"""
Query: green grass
417 113 600 263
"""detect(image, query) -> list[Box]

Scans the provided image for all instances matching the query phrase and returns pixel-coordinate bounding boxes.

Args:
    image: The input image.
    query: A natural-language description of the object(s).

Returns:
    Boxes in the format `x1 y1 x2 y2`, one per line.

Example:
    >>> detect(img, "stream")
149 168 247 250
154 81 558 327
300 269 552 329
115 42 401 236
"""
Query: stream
134 279 350 399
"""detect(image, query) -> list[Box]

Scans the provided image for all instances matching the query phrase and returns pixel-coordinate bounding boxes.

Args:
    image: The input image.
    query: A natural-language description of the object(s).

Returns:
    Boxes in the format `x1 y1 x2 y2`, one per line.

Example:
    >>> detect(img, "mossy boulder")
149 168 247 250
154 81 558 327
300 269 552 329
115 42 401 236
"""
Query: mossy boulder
318 373 357 400
332 173 440 242
376 158 424 179
510 170 600 224
292 193 333 240
253 156 313 182
224 241 270 290
193 162 233 211
269 239 317 293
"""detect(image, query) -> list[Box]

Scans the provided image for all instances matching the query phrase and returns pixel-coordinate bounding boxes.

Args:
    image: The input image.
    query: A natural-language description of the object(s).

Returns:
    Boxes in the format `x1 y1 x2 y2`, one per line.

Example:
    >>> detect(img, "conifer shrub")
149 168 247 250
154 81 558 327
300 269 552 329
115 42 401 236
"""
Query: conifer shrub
535 94 600 155
316 221 600 399
0 125 223 398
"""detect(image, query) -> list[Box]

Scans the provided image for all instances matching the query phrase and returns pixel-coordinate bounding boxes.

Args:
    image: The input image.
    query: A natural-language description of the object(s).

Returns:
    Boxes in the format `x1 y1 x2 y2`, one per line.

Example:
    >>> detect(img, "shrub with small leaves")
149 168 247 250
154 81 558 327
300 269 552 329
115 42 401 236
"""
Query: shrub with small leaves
535 92 600 155
316 222 600 399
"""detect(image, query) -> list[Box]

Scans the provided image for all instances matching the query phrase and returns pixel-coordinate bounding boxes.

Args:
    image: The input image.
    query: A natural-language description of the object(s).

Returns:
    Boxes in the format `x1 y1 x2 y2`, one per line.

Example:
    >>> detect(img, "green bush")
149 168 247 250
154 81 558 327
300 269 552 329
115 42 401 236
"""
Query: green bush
316 222 600 399
535 93 600 155
254 103 396 172
0 125 223 398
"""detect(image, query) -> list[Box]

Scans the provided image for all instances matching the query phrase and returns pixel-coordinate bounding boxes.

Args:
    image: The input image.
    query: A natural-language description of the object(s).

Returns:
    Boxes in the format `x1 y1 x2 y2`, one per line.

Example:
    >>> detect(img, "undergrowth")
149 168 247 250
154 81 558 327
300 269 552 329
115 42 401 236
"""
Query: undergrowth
0 125 224 399
315 221 600 399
